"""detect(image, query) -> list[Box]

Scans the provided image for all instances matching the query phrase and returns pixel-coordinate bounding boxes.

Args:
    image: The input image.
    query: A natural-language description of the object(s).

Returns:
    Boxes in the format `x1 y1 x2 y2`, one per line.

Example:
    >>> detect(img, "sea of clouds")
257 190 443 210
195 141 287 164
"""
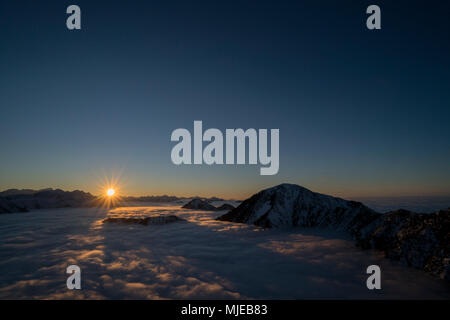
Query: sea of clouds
0 204 448 299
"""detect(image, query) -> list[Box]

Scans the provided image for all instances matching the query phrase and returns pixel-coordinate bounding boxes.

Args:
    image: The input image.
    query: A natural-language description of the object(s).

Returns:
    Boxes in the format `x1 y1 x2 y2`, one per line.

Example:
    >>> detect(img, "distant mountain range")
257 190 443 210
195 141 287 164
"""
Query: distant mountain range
0 188 230 214
0 189 97 213
217 184 450 280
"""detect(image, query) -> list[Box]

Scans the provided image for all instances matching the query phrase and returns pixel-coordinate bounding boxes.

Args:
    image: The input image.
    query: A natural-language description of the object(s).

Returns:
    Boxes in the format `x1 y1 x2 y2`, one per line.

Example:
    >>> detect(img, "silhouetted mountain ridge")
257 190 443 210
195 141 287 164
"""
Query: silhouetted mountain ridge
0 188 97 213
0 188 233 214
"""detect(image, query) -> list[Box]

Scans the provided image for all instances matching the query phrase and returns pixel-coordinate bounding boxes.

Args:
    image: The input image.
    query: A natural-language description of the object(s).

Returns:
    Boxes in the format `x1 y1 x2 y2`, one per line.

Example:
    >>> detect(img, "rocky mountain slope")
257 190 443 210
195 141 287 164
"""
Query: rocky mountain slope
217 184 450 280
217 184 380 235
357 208 449 280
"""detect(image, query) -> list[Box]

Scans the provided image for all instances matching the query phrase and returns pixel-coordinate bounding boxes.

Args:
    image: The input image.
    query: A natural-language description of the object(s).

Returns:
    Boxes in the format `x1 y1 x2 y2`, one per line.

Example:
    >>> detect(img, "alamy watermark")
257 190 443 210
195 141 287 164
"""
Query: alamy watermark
366 265 381 290
171 121 279 175
66 265 81 290
64 5 381 31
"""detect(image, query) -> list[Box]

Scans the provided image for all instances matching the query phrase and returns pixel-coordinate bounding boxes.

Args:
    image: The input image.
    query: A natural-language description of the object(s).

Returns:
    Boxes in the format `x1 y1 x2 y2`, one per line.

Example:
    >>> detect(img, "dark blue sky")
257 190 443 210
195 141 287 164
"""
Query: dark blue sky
1 0 449 198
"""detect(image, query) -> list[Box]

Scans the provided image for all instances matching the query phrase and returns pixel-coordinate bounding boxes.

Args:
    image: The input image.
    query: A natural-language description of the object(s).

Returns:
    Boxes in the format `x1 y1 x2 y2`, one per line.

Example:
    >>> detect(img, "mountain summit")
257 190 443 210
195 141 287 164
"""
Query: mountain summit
217 183 379 235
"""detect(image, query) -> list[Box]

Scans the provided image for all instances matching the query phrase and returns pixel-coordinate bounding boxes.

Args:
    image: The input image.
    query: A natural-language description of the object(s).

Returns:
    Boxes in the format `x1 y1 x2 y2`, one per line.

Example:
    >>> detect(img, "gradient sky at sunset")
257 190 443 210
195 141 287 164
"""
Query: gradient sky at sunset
1 1 449 199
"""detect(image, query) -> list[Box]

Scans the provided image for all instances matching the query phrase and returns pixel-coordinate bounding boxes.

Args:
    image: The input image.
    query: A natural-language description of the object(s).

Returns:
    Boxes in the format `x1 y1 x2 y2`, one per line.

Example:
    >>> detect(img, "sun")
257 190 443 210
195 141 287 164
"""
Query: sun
95 173 125 208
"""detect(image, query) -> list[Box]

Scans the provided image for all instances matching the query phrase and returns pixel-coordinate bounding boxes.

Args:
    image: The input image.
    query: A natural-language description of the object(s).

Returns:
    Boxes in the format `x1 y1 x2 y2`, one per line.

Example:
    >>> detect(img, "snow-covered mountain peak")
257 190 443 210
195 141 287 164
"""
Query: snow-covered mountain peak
217 183 378 232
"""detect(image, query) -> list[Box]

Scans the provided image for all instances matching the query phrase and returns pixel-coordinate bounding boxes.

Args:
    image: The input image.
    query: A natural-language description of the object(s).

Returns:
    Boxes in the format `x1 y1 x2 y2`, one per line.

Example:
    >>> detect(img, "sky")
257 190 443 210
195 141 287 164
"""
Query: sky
0 0 449 199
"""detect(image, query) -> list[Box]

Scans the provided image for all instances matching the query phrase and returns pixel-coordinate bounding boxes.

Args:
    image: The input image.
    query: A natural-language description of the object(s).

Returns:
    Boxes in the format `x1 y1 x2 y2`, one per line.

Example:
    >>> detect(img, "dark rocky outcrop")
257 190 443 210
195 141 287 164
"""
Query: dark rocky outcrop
183 199 218 210
356 208 450 280
217 183 450 280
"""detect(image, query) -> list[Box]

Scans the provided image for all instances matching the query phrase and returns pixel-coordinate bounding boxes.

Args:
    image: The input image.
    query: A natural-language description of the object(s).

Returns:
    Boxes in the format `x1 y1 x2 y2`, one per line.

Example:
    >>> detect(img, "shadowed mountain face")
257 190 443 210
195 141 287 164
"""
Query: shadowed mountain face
217 184 450 280
357 208 450 280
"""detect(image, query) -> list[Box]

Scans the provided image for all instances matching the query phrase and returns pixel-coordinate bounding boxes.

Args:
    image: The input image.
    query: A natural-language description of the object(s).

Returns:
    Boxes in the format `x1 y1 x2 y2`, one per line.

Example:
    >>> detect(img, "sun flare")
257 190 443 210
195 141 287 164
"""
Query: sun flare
96 173 124 208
